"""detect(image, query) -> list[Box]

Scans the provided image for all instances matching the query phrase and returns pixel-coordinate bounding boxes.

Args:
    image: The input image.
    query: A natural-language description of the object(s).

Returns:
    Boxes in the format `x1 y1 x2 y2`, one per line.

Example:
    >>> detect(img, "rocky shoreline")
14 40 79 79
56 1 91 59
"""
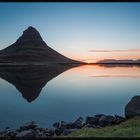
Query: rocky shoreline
0 114 125 138
1 94 140 138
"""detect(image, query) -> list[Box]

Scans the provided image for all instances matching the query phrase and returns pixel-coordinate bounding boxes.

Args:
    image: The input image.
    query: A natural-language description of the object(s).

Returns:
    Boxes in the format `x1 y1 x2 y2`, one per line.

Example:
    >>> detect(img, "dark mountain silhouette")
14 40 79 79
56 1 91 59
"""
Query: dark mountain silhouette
97 59 140 64
0 64 79 102
0 26 82 64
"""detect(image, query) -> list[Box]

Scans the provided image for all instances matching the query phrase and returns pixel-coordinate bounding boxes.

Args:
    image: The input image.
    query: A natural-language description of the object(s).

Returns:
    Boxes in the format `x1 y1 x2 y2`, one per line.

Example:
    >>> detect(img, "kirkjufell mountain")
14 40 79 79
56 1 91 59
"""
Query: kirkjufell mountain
0 26 81 64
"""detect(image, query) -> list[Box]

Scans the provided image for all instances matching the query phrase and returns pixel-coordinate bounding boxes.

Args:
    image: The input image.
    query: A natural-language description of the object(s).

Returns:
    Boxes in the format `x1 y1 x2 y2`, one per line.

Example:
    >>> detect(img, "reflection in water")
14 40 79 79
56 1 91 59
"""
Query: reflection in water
0 64 79 102
68 64 140 79
0 64 140 129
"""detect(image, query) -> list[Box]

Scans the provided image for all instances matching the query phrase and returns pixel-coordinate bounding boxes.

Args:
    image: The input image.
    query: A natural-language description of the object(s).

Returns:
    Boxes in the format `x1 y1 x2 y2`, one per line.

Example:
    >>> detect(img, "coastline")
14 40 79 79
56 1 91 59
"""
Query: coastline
0 114 125 138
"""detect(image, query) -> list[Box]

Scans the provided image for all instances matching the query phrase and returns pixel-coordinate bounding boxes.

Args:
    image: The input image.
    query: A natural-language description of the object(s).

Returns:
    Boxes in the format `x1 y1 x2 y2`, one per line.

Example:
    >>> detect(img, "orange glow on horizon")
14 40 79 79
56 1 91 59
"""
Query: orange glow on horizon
69 54 140 63
64 64 140 78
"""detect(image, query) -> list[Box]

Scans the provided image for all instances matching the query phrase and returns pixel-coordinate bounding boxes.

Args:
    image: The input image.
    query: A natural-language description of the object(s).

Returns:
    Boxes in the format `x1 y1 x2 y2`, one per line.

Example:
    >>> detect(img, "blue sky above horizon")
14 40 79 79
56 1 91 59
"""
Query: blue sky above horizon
0 2 140 62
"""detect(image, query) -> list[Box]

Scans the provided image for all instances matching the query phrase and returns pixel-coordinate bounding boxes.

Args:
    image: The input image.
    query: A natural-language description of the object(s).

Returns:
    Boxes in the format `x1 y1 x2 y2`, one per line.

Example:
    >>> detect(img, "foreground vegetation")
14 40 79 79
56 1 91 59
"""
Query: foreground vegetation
66 116 140 138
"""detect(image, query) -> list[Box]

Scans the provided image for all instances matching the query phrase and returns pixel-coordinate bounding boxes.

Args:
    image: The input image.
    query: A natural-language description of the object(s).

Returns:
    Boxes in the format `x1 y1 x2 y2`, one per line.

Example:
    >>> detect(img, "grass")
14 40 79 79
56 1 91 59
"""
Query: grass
64 116 140 138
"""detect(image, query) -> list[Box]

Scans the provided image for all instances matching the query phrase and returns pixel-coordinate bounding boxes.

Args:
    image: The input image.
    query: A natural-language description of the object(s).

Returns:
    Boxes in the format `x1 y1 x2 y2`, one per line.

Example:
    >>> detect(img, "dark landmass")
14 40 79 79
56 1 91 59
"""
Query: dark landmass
0 64 80 102
0 26 84 65
95 63 140 68
96 59 140 64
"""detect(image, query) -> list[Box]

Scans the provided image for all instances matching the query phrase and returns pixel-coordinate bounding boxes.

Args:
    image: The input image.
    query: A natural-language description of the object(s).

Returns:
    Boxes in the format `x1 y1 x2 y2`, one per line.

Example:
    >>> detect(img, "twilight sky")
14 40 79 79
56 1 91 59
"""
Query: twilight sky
0 2 140 63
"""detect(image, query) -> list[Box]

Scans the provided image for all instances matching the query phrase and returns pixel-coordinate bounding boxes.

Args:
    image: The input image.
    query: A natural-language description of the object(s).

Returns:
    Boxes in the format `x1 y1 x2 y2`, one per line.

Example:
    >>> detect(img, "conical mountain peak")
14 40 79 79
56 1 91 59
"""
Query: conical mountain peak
16 26 43 43
0 26 82 64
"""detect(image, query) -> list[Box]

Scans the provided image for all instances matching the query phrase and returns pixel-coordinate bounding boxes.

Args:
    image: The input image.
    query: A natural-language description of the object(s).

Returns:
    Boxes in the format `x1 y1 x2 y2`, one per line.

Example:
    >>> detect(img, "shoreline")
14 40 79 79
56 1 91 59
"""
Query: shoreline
0 114 125 138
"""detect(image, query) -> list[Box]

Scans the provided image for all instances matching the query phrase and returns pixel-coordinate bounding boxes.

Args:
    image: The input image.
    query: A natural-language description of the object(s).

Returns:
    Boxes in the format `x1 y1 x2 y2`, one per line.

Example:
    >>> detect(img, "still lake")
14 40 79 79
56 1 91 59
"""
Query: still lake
0 64 140 130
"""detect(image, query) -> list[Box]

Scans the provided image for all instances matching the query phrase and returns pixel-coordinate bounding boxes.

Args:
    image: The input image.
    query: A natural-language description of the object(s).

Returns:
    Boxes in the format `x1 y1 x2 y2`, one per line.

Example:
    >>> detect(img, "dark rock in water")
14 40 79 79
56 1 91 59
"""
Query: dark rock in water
98 115 115 127
63 129 79 136
73 117 84 128
5 127 10 130
15 130 35 138
85 117 98 125
53 122 60 129
125 96 140 118
20 121 38 130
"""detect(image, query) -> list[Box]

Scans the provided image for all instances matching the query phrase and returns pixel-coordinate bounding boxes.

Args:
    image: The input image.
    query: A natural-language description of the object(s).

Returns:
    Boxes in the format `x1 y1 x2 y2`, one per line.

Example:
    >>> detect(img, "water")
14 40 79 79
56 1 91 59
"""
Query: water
0 64 140 130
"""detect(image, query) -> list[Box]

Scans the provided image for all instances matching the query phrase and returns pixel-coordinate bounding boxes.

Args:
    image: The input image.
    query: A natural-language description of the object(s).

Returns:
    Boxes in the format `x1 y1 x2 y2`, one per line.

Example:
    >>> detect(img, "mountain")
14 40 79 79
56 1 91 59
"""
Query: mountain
0 64 78 102
0 26 82 64
97 59 140 64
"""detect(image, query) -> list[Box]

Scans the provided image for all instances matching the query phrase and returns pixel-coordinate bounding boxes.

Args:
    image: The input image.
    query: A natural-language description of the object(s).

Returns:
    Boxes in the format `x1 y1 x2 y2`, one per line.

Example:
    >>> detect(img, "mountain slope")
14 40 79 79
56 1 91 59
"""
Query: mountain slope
0 26 81 64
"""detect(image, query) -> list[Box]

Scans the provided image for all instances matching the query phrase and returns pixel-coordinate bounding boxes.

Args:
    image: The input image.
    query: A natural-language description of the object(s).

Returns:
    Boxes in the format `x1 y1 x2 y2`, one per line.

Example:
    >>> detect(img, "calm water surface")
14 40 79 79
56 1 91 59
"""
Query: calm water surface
0 64 140 130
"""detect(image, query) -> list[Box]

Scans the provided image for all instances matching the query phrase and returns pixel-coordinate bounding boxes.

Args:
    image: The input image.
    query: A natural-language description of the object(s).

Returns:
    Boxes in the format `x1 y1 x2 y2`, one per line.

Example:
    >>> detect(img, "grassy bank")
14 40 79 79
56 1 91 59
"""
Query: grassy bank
66 116 140 138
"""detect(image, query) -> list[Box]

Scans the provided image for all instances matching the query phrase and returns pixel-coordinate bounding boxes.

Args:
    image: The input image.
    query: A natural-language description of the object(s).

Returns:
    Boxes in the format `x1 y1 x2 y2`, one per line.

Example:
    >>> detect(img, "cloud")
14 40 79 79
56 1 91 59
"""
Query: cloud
90 75 140 78
89 49 140 52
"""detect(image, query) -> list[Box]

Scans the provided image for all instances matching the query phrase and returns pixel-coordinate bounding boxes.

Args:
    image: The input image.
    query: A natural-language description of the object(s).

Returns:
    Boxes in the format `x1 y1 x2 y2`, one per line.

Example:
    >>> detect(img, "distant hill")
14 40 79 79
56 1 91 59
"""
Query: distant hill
0 26 82 64
97 59 140 64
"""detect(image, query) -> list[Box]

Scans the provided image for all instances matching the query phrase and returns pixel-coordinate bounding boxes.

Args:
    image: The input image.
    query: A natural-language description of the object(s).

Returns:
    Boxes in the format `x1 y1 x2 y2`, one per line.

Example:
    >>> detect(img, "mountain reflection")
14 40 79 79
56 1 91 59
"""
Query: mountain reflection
0 64 79 102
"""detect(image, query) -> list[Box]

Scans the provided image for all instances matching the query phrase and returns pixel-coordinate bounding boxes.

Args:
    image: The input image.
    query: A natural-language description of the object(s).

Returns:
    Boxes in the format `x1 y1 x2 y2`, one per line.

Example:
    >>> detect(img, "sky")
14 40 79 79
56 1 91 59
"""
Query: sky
0 2 140 63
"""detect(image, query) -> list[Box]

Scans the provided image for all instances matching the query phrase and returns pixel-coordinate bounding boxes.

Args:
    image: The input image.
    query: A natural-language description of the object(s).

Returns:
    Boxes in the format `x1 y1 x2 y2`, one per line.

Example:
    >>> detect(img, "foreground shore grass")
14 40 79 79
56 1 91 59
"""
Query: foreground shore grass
65 116 140 138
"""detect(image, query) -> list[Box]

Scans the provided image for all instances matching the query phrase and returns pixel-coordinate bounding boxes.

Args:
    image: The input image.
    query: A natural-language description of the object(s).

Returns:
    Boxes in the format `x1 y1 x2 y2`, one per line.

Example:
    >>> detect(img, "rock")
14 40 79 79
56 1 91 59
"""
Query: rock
5 127 10 130
60 121 74 129
47 128 55 136
16 129 22 133
40 134 48 138
73 117 84 128
98 115 115 127
85 117 98 125
63 129 79 136
15 130 35 138
96 125 102 128
53 122 60 128
7 131 17 138
125 96 140 118
35 129 40 133
55 128 64 136
74 117 84 124
115 114 124 120
20 121 38 130
114 115 125 124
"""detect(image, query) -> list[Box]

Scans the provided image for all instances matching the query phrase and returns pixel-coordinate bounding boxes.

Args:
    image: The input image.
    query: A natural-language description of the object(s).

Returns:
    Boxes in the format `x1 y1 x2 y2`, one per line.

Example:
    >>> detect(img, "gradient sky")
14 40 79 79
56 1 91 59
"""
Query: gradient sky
0 2 140 62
